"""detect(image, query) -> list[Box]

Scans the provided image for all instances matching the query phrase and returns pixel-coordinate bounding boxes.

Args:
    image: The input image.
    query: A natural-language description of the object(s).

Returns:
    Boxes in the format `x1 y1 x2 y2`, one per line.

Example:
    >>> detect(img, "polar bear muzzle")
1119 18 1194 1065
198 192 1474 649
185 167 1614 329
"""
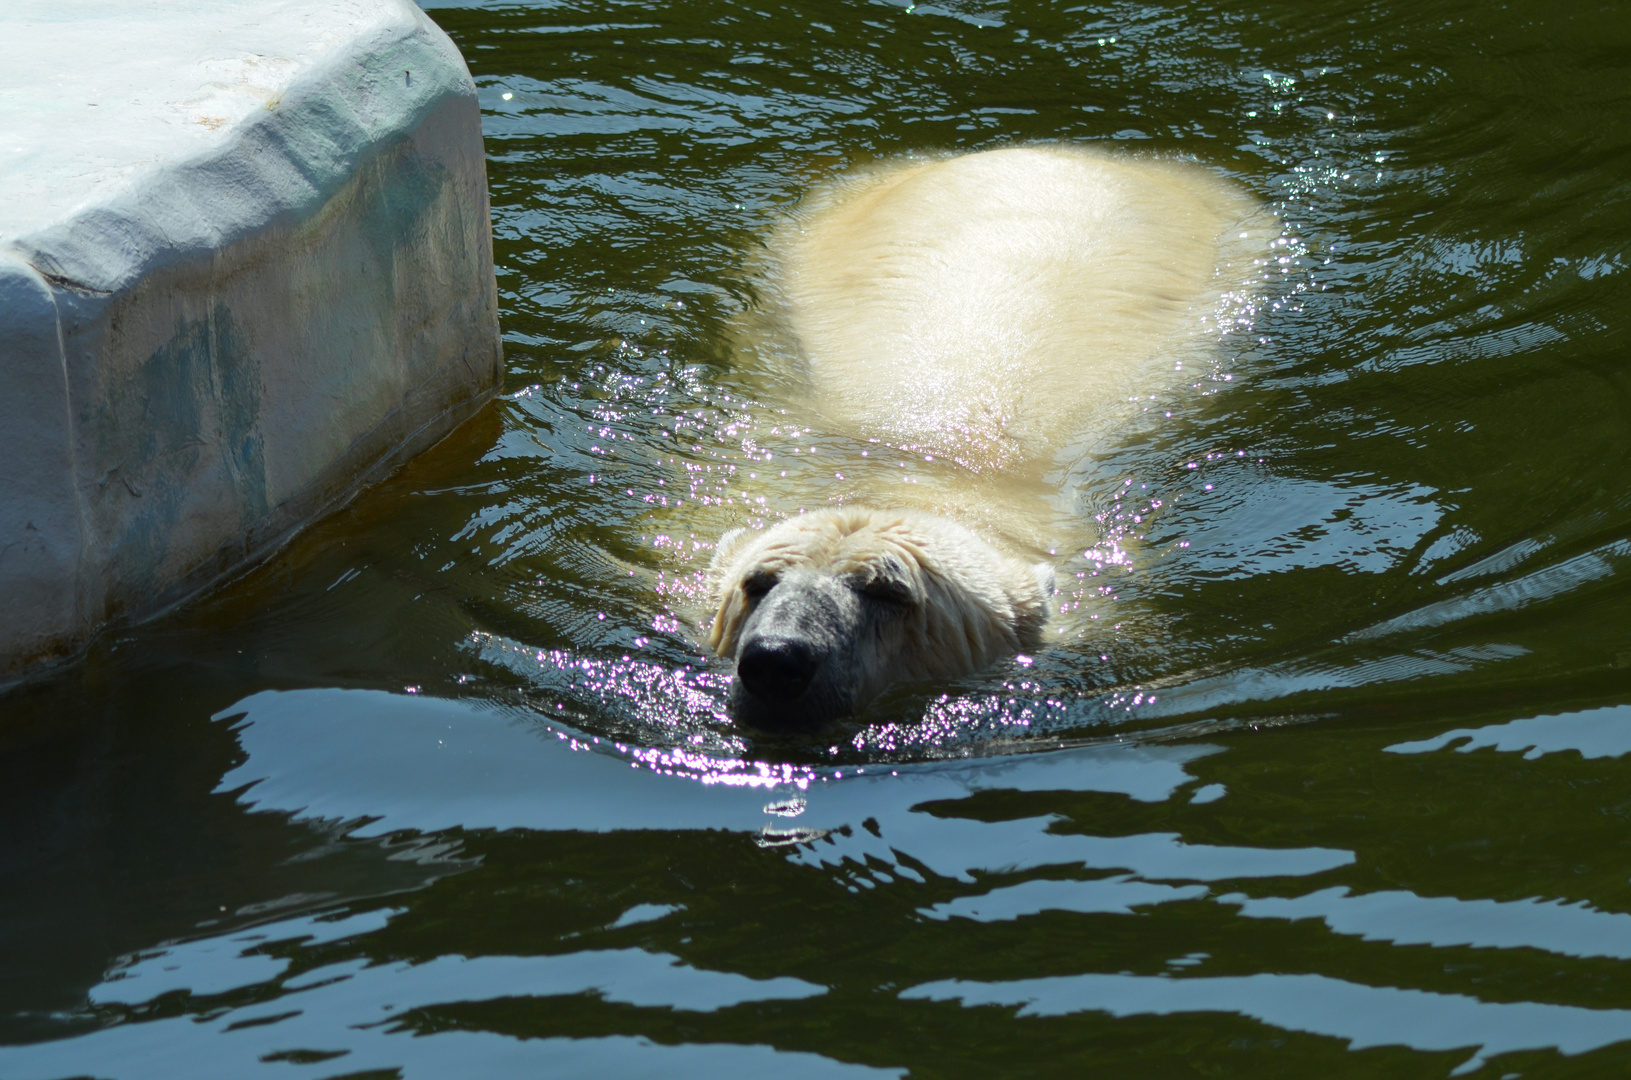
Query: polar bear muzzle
725 567 873 732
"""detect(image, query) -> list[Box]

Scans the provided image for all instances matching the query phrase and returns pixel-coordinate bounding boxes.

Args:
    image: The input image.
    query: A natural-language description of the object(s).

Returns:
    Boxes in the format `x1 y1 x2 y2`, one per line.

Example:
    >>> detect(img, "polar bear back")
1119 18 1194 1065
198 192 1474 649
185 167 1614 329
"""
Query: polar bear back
767 146 1267 476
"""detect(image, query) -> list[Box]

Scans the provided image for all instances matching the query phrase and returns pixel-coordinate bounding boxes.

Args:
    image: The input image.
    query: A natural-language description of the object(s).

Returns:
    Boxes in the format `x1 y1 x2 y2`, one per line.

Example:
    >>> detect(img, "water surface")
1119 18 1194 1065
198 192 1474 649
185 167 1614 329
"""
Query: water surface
4 0 1631 1075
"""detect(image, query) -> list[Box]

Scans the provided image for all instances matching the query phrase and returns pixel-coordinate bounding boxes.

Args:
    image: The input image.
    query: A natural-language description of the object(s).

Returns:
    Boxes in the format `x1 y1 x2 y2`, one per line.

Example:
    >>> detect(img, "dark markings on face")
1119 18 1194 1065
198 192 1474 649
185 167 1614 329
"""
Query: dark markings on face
727 561 916 732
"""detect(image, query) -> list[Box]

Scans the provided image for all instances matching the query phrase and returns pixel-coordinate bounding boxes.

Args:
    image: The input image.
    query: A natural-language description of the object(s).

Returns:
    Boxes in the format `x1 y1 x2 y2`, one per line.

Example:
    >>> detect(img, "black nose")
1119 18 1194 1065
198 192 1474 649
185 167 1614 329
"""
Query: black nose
736 637 819 700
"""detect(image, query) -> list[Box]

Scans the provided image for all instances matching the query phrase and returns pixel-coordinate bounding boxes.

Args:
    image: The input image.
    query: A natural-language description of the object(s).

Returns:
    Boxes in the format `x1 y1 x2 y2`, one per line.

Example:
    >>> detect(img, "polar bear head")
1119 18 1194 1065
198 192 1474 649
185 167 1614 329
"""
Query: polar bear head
706 508 1053 731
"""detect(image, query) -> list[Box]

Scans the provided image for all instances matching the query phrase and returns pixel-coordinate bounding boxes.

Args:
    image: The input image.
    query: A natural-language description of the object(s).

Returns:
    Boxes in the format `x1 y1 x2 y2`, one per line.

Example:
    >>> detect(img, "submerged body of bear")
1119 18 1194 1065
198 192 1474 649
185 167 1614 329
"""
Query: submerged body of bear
708 145 1270 730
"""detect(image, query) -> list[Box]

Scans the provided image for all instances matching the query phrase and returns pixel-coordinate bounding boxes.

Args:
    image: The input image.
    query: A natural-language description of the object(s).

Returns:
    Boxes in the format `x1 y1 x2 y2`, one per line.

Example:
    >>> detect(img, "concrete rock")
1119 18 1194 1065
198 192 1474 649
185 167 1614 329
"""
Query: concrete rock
0 0 503 682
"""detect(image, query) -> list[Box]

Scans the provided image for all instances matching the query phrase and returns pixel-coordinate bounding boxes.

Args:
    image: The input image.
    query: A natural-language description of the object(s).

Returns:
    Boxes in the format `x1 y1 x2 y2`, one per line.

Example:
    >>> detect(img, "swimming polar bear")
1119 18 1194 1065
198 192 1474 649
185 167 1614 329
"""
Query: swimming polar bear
707 145 1268 731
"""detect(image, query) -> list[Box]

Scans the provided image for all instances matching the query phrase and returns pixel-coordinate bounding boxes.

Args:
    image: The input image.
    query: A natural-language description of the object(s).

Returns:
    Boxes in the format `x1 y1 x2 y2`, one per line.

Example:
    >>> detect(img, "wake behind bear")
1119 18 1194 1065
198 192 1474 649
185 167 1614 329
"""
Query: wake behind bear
706 145 1271 732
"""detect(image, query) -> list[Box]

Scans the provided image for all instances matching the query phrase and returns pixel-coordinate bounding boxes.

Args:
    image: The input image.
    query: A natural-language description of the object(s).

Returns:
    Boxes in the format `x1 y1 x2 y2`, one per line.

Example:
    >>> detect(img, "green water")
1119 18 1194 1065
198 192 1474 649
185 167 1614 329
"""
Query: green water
5 0 1631 1075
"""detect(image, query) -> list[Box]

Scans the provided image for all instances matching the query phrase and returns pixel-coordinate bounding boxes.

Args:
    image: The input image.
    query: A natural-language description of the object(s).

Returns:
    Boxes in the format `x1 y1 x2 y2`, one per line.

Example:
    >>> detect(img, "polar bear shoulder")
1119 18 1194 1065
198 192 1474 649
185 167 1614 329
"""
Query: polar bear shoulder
749 145 1270 476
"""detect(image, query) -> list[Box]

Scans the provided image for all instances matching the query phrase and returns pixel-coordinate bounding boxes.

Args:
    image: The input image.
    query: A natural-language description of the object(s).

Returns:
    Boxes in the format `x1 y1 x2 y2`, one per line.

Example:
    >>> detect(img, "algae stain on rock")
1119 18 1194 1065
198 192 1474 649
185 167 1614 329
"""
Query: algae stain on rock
96 304 266 610
211 304 268 526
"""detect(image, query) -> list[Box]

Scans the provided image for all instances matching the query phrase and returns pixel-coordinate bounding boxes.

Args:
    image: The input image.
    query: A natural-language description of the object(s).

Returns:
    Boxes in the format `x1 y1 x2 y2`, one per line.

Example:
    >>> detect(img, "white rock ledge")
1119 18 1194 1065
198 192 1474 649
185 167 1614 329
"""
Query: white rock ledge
0 0 502 682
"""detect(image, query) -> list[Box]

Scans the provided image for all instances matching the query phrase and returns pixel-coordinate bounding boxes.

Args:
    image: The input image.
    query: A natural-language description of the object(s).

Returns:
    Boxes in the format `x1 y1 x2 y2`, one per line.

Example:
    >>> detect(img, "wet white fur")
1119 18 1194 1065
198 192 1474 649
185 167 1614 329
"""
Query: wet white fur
748 144 1270 480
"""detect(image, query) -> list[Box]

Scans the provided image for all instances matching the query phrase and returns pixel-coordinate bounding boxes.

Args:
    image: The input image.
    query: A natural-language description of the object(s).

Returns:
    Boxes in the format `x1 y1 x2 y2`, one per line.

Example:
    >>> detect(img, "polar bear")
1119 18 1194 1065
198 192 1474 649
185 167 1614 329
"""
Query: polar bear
707 145 1268 730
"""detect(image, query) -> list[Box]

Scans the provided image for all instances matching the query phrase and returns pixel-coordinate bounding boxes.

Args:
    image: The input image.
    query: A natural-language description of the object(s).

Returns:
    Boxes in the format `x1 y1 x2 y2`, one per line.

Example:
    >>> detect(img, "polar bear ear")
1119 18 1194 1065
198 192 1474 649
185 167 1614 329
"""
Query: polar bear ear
707 588 747 657
705 527 757 657
709 527 751 574
1031 562 1056 597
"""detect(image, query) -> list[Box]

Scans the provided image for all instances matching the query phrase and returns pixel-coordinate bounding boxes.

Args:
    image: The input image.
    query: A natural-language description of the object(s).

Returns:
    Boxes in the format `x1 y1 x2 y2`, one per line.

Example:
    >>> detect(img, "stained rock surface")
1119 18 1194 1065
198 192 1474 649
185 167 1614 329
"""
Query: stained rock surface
0 0 502 681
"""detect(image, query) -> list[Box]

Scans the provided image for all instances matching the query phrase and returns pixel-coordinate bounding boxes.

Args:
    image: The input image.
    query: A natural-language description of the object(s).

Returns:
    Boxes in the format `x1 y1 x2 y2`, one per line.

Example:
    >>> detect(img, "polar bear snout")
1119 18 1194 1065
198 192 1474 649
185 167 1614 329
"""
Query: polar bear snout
725 569 871 731
736 636 819 700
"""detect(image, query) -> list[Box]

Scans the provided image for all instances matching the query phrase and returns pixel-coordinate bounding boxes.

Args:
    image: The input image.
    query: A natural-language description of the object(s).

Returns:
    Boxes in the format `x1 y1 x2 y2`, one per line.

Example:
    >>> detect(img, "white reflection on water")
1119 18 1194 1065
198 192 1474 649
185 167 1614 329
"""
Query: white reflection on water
1138 641 1529 720
215 686 1219 827
1170 476 1443 578
610 902 684 929
920 875 1207 922
1348 538 1631 643
91 908 392 1005
211 689 1349 887
904 971 1631 1075
785 801 1350 885
468 629 749 757
1221 886 1631 961
2 923 859 1080
0 1025 890 1080
88 905 820 1008
1386 704 1631 761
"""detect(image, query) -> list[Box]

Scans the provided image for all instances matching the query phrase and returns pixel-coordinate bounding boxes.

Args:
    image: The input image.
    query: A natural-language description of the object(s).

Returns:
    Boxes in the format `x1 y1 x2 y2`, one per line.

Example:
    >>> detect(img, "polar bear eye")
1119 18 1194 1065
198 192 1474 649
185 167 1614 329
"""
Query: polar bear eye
860 576 915 607
742 570 777 600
